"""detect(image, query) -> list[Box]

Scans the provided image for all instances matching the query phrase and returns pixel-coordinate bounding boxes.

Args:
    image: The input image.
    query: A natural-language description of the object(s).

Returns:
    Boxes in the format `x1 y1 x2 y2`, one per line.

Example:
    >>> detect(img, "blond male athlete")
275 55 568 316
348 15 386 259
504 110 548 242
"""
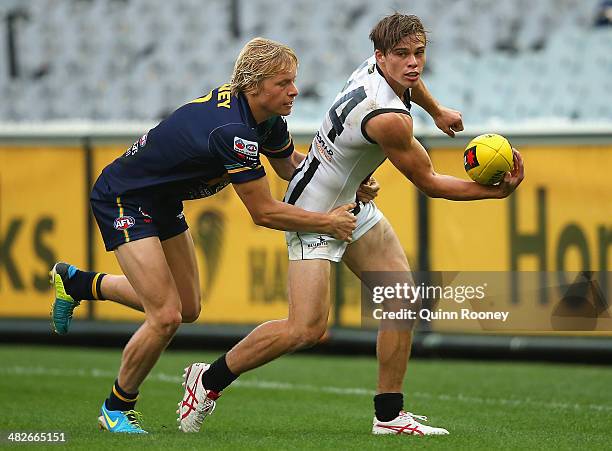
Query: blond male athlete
48 38 371 433
179 14 524 436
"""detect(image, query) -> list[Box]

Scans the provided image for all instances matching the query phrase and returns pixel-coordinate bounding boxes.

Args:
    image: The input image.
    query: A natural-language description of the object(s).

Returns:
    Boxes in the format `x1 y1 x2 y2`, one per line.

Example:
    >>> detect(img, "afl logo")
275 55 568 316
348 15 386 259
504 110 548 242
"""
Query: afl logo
114 216 135 230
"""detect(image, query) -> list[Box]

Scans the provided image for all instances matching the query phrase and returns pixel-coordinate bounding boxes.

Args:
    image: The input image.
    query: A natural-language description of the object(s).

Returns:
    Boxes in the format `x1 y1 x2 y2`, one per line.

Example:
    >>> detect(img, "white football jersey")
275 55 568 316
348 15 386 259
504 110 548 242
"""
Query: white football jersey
284 56 412 212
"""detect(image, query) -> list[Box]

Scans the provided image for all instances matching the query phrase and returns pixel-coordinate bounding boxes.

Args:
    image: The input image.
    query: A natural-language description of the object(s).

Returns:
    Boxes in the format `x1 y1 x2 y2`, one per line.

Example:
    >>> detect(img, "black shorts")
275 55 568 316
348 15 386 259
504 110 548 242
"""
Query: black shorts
91 191 189 252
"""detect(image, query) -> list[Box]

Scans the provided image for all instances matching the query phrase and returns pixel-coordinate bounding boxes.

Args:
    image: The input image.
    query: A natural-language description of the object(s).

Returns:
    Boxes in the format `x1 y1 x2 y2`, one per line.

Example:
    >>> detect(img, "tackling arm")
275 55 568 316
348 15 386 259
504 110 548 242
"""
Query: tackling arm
265 151 306 181
364 113 523 200
232 176 356 240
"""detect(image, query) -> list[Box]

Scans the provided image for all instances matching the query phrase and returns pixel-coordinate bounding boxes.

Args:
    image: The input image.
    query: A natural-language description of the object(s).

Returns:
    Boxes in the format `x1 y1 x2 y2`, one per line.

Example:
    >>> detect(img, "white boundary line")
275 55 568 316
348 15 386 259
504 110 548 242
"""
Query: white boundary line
2 365 611 413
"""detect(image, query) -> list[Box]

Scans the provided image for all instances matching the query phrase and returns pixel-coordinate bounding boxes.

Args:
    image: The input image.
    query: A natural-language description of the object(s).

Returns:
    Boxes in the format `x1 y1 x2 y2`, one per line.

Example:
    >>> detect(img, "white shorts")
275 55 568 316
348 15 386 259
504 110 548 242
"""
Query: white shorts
286 201 383 262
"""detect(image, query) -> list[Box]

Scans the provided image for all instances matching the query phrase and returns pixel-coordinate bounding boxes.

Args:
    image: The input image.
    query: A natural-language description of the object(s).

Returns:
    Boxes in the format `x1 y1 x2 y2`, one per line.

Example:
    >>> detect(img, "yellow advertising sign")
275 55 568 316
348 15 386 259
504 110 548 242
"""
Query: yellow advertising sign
0 146 86 317
427 145 611 333
429 145 612 273
2 140 609 338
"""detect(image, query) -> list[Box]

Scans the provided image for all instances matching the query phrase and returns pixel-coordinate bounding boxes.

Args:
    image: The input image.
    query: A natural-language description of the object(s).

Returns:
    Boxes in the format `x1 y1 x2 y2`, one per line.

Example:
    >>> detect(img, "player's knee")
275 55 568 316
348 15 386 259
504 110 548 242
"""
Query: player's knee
287 323 326 350
150 309 183 336
181 303 201 323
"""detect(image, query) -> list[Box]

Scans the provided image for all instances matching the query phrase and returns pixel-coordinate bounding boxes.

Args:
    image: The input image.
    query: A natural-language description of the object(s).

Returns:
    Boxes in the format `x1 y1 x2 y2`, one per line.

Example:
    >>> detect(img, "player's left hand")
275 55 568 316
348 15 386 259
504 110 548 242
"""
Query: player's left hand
433 106 464 138
356 177 380 203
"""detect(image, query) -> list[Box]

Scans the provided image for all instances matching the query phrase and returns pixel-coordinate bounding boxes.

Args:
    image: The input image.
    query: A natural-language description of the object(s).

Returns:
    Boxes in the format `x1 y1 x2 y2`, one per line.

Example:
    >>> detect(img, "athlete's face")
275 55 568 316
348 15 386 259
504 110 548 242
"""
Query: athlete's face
250 68 299 122
376 34 426 95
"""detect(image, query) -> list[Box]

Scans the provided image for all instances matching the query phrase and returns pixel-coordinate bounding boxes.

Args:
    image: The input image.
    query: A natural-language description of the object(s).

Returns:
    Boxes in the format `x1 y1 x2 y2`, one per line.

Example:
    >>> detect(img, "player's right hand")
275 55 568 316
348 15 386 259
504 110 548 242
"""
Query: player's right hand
498 148 525 198
328 203 357 242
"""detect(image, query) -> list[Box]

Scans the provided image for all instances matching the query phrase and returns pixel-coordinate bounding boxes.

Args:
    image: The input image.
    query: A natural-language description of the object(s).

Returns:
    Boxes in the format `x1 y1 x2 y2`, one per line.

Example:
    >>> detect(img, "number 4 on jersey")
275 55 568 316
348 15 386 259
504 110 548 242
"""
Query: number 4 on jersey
327 86 366 143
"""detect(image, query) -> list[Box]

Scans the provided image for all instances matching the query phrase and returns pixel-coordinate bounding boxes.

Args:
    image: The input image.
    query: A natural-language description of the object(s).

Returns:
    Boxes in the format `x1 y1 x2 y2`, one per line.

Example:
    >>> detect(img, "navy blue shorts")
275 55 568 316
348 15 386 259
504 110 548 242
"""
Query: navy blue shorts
91 191 189 252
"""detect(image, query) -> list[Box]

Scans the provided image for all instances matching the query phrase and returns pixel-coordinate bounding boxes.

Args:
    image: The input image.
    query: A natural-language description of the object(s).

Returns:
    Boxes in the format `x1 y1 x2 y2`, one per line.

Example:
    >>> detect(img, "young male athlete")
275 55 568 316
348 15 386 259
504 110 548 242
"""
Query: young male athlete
49 38 368 434
179 14 524 436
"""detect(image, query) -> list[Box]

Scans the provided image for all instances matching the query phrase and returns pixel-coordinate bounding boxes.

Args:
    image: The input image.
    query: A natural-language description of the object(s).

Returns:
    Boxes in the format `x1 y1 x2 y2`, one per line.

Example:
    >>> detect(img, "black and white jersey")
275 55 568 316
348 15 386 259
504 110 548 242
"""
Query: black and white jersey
284 56 411 211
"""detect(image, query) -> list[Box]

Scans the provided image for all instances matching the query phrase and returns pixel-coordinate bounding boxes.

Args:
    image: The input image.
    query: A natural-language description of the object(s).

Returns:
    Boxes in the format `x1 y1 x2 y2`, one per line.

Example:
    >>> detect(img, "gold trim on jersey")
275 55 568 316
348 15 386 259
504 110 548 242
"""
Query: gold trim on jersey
189 90 213 104
263 136 293 153
227 165 262 174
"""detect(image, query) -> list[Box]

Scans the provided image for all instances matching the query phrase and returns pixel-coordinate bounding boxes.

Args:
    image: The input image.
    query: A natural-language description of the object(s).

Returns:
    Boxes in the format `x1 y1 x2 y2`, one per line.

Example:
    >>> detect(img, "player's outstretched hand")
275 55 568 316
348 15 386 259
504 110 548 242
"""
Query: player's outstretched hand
434 106 464 138
356 177 380 203
328 203 357 242
498 148 525 198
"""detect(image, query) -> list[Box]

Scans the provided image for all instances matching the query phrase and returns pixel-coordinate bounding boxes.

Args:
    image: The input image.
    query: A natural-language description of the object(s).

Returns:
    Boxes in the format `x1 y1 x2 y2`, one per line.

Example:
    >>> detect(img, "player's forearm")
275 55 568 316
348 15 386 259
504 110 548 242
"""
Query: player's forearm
253 200 332 233
410 79 441 117
272 151 307 181
421 174 502 200
292 151 306 166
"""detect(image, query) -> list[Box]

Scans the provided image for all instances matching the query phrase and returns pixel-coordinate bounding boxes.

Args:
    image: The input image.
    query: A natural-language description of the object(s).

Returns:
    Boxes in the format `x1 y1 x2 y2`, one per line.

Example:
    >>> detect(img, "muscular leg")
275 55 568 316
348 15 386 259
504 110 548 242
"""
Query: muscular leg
225 259 331 374
99 275 142 311
98 231 201 321
342 218 414 394
161 232 201 323
113 237 184 393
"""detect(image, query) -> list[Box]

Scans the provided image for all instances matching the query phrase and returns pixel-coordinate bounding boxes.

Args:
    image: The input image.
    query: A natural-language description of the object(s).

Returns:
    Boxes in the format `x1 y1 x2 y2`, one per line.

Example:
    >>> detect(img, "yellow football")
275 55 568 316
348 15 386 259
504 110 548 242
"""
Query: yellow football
463 134 513 185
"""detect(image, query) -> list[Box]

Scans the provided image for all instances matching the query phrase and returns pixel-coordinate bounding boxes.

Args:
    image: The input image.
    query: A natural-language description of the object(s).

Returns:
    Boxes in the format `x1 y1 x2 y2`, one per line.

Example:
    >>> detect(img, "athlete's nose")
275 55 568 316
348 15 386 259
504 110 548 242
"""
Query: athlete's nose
288 82 298 98
406 54 417 68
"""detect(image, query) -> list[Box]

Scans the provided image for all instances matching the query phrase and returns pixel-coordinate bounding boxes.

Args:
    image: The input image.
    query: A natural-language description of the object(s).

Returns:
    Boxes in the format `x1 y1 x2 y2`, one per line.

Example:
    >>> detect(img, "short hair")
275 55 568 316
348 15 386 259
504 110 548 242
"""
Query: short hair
369 13 427 54
230 37 298 96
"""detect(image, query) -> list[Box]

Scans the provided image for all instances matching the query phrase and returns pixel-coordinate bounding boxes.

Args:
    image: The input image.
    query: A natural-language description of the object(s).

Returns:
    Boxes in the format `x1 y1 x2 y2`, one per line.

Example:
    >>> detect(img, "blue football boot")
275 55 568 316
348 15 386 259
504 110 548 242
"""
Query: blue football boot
98 403 147 434
49 262 80 335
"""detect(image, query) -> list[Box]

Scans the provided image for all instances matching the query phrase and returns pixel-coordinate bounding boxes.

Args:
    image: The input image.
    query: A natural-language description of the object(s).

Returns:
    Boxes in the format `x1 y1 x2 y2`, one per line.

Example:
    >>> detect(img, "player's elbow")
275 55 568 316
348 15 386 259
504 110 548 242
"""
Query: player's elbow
250 208 274 228
252 214 271 228
422 186 443 198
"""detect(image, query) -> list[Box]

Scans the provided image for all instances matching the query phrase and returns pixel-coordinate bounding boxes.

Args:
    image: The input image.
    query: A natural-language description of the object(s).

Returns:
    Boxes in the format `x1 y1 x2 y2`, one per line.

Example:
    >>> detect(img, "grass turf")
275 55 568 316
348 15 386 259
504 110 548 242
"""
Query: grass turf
1 345 611 450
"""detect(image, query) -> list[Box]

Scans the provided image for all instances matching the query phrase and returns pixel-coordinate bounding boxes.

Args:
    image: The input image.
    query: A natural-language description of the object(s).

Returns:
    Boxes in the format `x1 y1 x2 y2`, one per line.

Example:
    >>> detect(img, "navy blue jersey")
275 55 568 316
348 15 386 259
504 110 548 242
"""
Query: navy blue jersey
93 84 294 201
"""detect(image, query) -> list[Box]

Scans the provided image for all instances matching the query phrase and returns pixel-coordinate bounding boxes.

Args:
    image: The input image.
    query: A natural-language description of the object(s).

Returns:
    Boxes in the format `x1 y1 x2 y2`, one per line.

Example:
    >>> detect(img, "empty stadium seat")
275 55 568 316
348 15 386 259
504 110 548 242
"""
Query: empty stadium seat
1 0 610 124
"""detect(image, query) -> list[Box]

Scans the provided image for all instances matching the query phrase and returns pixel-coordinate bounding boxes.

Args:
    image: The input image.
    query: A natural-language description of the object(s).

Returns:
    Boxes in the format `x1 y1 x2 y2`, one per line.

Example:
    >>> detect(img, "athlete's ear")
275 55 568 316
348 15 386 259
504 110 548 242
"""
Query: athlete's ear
374 49 385 64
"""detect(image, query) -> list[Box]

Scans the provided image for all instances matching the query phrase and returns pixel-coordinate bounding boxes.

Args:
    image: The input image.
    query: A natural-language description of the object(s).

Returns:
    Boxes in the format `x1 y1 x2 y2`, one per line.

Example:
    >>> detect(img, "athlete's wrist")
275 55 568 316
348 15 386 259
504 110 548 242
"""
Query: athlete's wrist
321 213 334 235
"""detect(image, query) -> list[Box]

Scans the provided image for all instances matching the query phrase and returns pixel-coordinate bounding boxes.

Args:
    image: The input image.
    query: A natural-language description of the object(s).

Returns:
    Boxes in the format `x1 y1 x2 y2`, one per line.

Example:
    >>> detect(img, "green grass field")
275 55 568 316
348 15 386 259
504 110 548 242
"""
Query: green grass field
1 345 611 450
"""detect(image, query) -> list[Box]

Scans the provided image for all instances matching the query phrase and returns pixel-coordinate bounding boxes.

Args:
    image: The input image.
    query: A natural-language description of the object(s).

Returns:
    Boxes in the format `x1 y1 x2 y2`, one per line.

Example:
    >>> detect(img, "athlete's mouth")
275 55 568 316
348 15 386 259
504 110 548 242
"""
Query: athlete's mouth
406 71 419 78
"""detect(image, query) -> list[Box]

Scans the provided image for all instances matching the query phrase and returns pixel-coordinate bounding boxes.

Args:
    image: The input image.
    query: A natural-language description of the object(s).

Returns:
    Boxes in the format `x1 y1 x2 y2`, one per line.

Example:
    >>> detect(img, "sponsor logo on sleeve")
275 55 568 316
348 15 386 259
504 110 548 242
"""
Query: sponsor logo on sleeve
234 137 259 157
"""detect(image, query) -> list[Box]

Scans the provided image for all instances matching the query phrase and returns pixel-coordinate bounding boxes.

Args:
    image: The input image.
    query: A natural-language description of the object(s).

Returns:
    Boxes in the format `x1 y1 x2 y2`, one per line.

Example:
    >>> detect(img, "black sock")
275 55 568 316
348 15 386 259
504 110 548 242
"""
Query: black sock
374 392 403 421
105 379 139 411
64 268 106 301
202 354 238 393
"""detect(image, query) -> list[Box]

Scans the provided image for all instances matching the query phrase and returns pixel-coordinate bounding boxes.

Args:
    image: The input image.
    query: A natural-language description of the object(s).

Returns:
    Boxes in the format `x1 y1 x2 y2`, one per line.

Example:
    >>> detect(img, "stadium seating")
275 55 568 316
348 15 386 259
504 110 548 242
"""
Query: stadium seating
1 0 610 126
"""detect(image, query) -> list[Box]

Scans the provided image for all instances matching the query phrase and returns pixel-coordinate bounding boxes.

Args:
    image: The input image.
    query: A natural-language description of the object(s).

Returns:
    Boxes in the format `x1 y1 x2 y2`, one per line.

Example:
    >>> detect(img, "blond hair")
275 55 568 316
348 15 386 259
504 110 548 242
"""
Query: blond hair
230 37 298 96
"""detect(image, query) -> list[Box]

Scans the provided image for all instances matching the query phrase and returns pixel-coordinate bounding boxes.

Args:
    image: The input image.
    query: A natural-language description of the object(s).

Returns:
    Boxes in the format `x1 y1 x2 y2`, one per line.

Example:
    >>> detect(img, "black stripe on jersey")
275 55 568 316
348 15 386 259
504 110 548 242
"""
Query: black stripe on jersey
286 155 321 205
360 108 412 144
287 143 311 183
297 232 305 259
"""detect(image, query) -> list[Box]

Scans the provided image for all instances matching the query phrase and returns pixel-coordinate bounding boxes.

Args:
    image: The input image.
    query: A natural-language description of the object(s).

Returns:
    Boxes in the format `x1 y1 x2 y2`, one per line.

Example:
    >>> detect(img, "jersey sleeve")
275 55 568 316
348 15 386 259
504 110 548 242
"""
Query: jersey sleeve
260 116 295 159
209 125 266 184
